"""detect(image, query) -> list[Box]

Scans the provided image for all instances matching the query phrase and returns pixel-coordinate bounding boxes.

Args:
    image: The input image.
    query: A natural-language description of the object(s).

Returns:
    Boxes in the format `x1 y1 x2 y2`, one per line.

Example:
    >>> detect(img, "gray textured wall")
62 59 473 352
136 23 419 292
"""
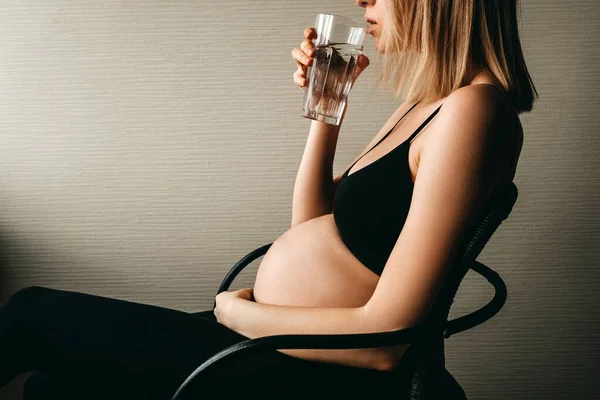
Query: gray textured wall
0 1 598 399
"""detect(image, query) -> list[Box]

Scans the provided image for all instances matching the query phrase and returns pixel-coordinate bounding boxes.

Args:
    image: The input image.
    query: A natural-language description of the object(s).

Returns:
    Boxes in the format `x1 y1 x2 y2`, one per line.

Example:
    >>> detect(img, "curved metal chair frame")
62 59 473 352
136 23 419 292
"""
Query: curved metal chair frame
172 183 518 400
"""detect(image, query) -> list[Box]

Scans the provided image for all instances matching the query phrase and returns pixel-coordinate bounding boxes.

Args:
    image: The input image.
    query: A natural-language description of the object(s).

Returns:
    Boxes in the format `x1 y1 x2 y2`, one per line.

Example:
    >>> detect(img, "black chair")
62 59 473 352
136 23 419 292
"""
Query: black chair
172 182 518 400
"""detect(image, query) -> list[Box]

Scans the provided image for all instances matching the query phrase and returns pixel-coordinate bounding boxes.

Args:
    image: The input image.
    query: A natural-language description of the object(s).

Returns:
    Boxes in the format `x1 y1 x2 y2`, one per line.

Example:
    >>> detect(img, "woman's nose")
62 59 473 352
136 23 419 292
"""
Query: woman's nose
356 0 374 8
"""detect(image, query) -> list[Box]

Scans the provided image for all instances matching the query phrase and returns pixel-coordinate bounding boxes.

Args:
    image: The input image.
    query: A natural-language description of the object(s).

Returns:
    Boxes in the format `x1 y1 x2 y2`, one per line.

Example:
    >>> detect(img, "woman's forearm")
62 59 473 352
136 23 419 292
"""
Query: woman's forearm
225 298 398 372
290 103 349 228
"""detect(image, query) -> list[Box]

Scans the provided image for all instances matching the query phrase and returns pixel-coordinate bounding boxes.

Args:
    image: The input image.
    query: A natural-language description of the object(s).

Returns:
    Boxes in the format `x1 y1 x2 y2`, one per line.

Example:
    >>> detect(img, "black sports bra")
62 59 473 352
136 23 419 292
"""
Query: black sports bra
332 83 520 276
332 102 442 276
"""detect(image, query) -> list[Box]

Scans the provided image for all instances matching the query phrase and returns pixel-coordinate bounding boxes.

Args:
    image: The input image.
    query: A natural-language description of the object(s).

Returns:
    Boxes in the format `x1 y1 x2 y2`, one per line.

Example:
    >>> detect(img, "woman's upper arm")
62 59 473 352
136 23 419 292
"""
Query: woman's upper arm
362 85 513 334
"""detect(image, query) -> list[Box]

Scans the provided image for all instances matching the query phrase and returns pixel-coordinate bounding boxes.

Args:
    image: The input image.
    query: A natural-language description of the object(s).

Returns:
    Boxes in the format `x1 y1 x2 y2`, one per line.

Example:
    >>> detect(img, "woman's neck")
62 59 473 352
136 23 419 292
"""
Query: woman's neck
465 61 502 87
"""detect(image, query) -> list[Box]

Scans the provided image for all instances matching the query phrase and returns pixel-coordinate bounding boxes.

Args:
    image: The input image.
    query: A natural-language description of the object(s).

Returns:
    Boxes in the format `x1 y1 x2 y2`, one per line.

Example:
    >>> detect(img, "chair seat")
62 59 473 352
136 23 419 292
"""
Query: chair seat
188 312 467 398
419 368 467 400
440 368 468 400
198 359 466 399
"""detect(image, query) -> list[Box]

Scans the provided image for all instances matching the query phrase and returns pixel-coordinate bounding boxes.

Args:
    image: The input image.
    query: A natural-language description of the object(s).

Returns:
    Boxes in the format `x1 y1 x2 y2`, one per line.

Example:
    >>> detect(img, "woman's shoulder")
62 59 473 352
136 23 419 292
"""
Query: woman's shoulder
423 83 523 184
435 83 522 145
445 83 522 129
442 83 523 181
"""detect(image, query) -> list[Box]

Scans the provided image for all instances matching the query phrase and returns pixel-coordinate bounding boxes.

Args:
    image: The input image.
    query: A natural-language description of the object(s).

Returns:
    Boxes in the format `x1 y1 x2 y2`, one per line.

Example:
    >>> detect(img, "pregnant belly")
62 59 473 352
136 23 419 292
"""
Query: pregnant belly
253 214 379 308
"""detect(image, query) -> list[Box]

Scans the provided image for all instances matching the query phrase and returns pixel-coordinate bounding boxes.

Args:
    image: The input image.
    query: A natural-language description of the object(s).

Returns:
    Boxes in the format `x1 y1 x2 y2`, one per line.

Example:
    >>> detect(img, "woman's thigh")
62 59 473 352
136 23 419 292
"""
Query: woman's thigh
3 286 293 399
7 286 398 399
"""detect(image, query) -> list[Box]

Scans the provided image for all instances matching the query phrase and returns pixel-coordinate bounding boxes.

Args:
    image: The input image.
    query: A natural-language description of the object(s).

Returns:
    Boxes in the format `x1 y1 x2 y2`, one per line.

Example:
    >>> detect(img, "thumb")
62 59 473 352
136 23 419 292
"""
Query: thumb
352 54 370 83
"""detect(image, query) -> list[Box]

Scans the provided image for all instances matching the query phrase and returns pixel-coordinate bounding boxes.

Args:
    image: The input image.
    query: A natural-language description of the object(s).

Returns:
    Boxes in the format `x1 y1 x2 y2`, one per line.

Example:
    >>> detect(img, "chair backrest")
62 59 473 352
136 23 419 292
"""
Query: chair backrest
396 182 518 397
434 182 518 343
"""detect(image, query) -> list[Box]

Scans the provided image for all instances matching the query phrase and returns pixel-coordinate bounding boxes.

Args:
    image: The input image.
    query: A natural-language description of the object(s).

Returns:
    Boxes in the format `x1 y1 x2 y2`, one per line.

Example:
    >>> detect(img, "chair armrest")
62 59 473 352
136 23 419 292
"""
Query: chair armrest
171 323 438 400
212 243 272 309
442 261 507 338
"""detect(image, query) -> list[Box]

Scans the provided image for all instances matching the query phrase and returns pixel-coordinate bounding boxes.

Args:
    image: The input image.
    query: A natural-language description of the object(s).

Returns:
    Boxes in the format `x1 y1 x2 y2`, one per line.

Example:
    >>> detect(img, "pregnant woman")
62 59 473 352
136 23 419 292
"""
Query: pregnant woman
0 0 536 399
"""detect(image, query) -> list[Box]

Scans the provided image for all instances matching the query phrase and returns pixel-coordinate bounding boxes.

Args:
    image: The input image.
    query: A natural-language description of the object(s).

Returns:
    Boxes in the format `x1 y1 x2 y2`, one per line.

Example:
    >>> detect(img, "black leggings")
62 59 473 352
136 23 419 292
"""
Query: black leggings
0 286 397 399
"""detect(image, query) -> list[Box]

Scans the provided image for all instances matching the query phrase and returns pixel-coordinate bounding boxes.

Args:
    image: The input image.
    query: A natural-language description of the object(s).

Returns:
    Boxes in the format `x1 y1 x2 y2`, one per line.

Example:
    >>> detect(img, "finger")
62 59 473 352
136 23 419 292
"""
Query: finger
293 70 308 88
304 27 317 40
294 64 307 86
291 48 313 67
300 39 316 57
294 59 307 74
293 72 308 88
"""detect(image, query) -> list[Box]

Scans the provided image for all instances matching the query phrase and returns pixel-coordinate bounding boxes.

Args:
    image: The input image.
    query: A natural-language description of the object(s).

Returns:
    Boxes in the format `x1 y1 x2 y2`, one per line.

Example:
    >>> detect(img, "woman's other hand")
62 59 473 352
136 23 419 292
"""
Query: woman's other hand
214 288 254 327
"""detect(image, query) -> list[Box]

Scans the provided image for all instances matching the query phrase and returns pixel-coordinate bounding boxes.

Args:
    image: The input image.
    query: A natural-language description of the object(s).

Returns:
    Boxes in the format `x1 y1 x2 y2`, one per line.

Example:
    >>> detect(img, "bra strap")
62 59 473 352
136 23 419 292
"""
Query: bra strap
372 102 419 150
344 102 420 176
405 104 443 143
354 102 419 161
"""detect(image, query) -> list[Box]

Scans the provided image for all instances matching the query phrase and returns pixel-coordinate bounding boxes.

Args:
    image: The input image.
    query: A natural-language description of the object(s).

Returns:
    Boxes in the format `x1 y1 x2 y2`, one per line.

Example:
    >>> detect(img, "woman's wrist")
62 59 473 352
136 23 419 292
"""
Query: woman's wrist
309 119 341 139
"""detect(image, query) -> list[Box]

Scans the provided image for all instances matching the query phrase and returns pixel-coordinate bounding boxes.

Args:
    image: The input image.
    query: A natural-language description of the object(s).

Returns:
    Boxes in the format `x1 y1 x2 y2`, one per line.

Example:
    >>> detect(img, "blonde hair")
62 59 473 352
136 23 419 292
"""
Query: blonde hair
374 0 538 113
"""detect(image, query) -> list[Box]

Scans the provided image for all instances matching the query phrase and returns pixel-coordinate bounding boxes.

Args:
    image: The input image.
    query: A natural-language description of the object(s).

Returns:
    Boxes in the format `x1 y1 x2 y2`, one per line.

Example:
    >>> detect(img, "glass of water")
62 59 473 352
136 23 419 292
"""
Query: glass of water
301 14 367 126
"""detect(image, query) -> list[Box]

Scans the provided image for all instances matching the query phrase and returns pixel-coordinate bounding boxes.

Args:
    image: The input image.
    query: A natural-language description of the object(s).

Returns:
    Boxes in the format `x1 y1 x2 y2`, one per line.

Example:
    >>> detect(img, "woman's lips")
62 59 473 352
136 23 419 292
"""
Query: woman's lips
366 24 377 35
